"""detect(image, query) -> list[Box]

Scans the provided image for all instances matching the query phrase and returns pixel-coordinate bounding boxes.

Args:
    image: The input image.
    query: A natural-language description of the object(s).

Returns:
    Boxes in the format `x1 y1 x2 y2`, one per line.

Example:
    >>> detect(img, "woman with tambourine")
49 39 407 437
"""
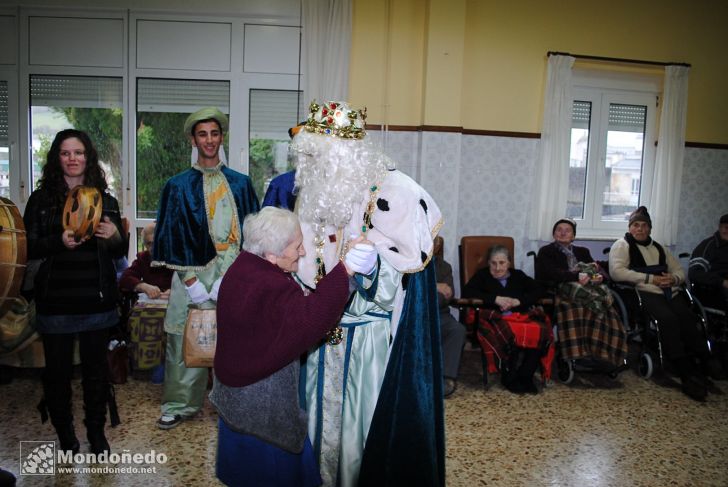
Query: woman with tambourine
23 129 127 455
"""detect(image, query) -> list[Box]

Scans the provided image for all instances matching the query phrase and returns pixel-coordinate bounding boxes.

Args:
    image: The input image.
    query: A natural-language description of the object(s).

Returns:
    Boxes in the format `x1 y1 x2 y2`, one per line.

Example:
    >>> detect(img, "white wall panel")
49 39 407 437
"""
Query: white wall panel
0 16 17 65
244 24 299 74
28 16 123 67
136 20 231 71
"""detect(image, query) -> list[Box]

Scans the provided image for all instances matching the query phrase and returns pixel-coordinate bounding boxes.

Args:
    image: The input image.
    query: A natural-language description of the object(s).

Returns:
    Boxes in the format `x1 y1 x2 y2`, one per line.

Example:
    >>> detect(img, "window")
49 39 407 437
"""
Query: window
135 78 230 219
566 71 659 236
30 75 123 201
0 81 8 198
248 89 305 199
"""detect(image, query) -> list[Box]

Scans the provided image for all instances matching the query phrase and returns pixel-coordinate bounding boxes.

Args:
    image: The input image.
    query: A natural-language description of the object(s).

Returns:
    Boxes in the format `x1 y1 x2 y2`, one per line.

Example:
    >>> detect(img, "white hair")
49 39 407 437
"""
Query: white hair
290 131 392 232
242 207 300 258
141 223 156 241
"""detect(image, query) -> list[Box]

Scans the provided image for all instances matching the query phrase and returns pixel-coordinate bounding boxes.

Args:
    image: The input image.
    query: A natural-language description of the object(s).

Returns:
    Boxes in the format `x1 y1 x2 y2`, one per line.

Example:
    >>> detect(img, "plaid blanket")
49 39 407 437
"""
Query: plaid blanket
555 262 613 315
554 295 627 366
476 309 554 381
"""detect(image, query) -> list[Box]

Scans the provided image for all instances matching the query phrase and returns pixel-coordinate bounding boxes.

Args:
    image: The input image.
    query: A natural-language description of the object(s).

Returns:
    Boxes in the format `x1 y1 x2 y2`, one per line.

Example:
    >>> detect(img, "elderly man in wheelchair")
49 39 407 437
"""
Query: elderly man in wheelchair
689 213 728 313
609 206 724 402
689 213 728 370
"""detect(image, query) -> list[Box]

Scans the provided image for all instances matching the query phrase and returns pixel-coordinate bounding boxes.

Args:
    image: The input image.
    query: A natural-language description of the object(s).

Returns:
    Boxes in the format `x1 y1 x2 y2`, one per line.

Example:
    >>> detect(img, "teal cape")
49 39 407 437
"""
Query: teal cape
152 166 259 269
358 260 445 486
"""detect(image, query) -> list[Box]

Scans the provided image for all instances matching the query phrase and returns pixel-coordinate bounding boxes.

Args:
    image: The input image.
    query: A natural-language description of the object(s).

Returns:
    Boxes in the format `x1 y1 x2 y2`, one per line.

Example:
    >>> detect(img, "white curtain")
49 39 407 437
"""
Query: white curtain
648 65 689 245
302 0 352 104
527 55 575 241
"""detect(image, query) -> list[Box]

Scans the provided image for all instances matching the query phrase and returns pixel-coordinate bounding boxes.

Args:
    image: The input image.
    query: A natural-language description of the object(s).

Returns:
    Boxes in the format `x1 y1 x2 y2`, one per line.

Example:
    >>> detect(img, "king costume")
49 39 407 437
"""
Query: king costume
292 101 446 487
152 108 259 422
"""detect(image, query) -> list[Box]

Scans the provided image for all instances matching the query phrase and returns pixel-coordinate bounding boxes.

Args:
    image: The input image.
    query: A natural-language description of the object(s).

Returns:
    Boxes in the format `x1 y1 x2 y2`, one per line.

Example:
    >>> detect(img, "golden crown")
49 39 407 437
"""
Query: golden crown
303 101 367 139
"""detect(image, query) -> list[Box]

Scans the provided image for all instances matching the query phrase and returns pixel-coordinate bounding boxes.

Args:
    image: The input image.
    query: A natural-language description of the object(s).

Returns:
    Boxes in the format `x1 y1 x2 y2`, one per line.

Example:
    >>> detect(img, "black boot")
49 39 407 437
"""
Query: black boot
516 349 542 394
702 356 727 381
84 420 110 456
41 375 79 454
82 370 111 455
55 421 81 455
0 467 17 487
676 357 707 402
501 352 523 393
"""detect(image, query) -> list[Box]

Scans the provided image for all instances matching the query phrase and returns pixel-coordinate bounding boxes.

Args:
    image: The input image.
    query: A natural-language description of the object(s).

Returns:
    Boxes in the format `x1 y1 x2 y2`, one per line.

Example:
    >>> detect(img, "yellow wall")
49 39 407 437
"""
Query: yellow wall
350 0 728 144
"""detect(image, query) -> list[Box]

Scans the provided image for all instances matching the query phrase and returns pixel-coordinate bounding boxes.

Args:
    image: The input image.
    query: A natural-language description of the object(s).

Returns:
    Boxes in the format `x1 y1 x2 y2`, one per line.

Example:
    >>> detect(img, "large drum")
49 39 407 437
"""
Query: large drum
0 197 27 319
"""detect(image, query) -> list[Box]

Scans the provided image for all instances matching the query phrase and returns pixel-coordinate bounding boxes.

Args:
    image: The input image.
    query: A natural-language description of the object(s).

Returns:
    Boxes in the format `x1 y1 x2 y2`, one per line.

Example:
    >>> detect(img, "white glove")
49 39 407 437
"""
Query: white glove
185 280 210 304
209 277 223 302
345 243 378 275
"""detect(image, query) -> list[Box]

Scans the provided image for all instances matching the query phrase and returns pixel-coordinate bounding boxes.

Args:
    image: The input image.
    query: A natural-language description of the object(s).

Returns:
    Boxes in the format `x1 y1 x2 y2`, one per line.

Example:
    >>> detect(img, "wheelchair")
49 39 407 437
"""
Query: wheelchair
680 253 728 371
606 271 712 380
689 286 728 368
528 250 630 385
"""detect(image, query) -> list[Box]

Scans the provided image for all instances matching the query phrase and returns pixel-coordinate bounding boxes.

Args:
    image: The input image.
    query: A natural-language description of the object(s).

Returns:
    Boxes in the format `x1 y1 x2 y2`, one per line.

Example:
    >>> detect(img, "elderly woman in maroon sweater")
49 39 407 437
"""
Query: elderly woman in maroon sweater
119 223 173 299
210 207 375 487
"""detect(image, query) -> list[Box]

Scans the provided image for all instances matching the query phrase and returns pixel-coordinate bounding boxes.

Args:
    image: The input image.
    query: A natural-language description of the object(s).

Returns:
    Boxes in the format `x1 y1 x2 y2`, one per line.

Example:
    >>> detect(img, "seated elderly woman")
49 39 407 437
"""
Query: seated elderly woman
463 245 551 394
119 223 174 373
210 207 374 487
119 223 173 300
536 218 628 370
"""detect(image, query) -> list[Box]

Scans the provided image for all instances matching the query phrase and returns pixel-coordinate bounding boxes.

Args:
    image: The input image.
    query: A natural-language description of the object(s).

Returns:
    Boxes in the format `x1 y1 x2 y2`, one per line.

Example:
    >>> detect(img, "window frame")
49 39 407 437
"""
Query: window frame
0 69 19 203
569 68 661 239
28 74 125 200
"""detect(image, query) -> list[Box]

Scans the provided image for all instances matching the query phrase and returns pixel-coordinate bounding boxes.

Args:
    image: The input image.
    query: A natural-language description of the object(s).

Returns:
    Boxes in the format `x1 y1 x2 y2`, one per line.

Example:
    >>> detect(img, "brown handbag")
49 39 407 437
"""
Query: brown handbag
107 340 129 384
182 307 217 368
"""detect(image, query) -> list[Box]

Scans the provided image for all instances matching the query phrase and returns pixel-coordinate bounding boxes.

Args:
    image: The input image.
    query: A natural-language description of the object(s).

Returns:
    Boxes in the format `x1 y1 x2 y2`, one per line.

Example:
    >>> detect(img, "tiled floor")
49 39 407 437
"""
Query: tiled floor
1 350 727 486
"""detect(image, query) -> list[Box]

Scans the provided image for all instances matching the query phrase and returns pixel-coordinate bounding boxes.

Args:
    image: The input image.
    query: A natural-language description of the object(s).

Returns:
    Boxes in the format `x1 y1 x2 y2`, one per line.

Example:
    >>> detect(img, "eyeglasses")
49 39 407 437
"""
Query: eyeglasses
60 150 86 158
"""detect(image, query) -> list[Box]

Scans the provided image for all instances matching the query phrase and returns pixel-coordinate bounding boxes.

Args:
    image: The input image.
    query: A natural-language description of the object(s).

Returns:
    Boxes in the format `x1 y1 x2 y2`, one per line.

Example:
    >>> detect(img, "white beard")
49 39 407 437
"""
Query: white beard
290 131 391 287
292 131 390 229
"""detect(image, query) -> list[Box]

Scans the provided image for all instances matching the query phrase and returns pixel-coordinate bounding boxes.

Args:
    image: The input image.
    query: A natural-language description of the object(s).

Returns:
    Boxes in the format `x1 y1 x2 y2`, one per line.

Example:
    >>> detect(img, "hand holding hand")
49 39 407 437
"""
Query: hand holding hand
137 283 162 299
209 277 223 301
652 273 674 288
578 272 590 285
437 283 453 300
495 296 518 311
95 216 118 240
344 242 378 275
185 279 210 304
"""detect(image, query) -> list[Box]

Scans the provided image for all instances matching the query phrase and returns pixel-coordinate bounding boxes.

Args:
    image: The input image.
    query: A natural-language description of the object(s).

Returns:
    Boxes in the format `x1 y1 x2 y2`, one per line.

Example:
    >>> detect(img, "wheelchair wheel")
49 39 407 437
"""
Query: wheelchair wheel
609 288 630 333
557 357 575 384
638 352 654 379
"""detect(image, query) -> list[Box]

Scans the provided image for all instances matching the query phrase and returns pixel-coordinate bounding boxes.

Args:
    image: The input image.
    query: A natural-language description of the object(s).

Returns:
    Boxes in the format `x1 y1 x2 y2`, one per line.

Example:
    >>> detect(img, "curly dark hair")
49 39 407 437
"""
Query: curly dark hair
38 129 108 203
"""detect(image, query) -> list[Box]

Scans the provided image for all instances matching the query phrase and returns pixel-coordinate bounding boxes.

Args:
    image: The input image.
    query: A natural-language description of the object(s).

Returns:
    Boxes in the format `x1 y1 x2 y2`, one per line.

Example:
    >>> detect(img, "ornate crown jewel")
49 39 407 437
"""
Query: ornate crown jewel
304 100 367 139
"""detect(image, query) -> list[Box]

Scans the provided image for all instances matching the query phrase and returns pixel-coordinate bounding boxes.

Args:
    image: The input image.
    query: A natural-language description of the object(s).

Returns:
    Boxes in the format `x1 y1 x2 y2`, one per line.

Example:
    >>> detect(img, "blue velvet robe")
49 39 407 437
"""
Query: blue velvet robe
262 170 297 210
152 166 259 270
358 260 445 486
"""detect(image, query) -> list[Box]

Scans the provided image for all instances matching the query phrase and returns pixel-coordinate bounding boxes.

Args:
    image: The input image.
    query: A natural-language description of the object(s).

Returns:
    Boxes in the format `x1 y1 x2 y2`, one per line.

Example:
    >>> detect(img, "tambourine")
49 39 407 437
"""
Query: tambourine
63 186 102 242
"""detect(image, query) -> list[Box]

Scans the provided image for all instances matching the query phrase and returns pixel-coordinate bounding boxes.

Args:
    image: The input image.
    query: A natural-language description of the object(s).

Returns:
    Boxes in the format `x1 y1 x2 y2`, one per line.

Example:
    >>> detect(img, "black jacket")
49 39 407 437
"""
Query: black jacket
535 242 595 284
689 231 728 288
23 187 127 316
462 268 545 313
